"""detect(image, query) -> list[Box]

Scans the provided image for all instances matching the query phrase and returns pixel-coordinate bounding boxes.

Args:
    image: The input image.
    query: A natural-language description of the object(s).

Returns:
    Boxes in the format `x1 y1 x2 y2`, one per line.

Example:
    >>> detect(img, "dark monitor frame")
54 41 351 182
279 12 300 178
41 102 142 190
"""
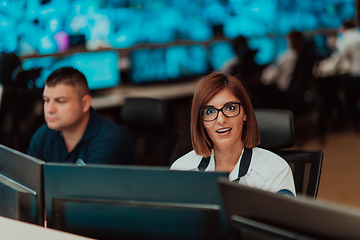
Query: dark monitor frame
230 215 317 240
219 178 360 240
0 144 45 225
52 197 221 240
44 164 228 237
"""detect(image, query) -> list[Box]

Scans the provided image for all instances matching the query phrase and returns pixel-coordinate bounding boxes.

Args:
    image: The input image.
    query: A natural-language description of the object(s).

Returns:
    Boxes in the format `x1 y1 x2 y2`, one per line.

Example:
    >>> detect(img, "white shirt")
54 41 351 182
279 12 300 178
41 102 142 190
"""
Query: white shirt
319 29 360 77
335 29 360 76
261 49 298 91
170 147 296 195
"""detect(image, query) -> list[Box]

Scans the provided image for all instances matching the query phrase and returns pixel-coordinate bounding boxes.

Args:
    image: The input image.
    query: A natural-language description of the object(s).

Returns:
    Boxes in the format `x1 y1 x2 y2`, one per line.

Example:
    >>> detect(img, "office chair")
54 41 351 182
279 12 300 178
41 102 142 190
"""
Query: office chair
255 109 323 199
0 68 44 153
120 98 182 167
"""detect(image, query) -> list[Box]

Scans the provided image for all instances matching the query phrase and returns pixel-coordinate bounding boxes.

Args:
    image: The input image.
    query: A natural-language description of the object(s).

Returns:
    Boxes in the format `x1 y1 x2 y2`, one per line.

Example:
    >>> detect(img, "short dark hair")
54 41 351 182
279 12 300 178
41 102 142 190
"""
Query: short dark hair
45 67 90 95
288 31 304 53
342 20 355 30
191 72 260 157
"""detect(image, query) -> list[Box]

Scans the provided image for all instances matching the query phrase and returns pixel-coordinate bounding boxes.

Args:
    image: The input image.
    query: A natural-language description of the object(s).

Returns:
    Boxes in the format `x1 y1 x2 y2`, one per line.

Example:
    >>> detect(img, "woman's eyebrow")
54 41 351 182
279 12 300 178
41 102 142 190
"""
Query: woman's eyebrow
223 101 239 105
204 101 238 108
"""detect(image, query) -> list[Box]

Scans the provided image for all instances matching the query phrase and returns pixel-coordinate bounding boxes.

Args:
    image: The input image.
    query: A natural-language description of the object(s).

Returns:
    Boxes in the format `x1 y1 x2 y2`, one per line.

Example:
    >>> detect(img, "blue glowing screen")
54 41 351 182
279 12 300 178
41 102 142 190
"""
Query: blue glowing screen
209 41 236 71
130 45 208 83
30 51 120 90
0 0 355 56
209 37 290 68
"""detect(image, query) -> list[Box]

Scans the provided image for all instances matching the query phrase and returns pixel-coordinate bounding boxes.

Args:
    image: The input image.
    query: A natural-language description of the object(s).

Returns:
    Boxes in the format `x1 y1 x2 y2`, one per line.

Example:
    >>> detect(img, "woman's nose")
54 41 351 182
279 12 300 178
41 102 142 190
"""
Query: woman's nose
216 110 227 123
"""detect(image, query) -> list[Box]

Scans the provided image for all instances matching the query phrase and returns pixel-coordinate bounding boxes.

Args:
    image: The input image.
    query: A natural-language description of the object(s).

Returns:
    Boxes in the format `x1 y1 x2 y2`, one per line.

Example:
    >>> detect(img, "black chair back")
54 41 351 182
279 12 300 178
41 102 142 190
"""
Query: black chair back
274 150 323 199
255 109 323 199
255 109 295 150
120 98 181 166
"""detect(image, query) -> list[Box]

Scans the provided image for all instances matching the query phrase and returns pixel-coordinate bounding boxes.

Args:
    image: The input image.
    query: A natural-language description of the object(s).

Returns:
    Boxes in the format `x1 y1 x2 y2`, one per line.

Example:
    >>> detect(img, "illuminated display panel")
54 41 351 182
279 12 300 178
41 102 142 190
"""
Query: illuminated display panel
129 44 209 84
25 50 120 90
0 0 355 56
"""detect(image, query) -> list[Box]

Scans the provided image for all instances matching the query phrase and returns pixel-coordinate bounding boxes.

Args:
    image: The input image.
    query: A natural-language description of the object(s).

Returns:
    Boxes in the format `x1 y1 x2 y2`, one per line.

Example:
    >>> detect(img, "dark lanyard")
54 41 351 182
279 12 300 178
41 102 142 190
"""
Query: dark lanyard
197 148 253 182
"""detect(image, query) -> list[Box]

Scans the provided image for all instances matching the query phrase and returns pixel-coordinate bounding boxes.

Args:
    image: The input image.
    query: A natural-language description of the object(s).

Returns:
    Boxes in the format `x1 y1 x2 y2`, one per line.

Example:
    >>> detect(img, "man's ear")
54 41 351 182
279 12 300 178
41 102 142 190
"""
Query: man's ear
82 94 92 113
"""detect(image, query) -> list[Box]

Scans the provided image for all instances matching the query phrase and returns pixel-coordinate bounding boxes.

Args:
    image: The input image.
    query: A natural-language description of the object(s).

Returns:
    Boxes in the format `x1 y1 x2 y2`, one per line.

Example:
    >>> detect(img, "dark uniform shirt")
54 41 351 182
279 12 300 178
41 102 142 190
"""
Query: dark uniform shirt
27 108 136 165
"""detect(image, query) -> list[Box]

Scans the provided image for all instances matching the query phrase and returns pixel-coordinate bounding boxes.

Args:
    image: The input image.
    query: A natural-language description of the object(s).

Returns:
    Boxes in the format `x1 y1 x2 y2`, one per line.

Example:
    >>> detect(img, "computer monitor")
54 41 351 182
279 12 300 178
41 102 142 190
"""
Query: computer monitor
52 198 220 240
129 44 209 84
44 164 228 239
219 179 360 240
230 215 317 240
0 144 45 226
209 41 236 71
31 50 121 90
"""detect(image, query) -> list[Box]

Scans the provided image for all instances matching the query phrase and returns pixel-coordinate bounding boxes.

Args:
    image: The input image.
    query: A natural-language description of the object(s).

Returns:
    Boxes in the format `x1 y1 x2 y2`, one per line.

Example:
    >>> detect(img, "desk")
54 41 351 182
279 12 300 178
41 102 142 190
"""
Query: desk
91 79 201 110
0 216 93 240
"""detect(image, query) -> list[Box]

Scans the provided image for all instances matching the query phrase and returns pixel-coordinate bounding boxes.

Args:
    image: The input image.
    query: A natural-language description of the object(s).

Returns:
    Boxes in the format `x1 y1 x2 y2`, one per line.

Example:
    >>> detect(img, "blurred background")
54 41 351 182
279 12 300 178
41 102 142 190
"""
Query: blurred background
0 0 360 210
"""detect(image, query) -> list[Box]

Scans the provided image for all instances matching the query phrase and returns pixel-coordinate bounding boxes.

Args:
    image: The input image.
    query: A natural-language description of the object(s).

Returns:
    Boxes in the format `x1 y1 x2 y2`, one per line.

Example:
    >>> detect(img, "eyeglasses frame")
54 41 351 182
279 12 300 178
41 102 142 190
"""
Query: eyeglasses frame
200 102 242 122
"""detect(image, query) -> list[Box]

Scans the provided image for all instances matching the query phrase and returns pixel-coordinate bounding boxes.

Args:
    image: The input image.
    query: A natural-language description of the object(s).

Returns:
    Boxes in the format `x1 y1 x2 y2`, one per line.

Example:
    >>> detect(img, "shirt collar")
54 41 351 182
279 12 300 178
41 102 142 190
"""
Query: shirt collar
205 148 245 181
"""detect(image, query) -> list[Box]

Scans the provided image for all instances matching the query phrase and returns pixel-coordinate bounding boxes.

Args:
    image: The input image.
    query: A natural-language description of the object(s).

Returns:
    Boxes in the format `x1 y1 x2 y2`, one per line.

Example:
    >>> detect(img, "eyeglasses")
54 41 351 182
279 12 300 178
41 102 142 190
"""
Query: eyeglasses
200 102 242 122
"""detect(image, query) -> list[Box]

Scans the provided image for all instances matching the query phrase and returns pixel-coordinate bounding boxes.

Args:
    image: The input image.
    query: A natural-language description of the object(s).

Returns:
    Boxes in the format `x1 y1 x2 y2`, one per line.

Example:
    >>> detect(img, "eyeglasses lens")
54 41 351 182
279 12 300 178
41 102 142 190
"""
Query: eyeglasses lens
202 103 240 121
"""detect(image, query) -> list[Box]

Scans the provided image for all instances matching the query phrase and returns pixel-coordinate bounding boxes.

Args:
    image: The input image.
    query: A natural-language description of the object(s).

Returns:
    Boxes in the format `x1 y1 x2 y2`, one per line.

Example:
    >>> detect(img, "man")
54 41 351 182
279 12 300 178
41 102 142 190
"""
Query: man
333 20 360 76
315 20 360 131
27 67 136 165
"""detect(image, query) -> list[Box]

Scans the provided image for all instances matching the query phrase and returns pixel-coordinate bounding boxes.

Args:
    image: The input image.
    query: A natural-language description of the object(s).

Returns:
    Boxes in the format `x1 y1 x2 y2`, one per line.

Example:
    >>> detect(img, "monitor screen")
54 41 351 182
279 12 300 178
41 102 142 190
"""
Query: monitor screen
129 44 209 84
209 41 236 71
0 144 45 226
52 197 221 240
0 0 355 56
30 50 120 90
219 179 360 240
44 164 228 238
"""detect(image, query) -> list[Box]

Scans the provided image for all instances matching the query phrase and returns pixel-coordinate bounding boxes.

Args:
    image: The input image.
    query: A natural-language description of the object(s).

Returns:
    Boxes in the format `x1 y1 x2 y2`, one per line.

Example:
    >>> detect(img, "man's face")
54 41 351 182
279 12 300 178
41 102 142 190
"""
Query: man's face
43 83 86 132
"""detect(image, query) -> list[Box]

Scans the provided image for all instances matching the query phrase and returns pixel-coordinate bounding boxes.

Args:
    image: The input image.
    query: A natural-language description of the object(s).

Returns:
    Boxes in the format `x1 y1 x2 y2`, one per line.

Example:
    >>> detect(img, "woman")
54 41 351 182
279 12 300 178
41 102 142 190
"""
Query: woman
170 72 296 196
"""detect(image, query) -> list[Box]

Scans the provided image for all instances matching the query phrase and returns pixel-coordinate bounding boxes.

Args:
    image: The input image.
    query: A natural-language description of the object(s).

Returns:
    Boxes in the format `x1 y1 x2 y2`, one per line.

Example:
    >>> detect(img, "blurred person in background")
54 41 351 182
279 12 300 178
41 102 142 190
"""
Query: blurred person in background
315 20 360 131
260 31 316 114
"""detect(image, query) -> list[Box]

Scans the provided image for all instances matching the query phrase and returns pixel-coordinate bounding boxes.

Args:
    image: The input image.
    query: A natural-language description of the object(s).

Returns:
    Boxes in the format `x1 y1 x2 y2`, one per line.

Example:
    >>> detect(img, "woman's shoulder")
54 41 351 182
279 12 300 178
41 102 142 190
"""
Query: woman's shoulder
251 147 291 176
170 150 203 171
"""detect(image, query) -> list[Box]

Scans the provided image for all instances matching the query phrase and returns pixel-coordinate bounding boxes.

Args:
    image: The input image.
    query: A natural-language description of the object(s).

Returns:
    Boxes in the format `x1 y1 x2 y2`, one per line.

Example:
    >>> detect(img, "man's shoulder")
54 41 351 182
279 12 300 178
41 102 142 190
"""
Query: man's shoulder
88 112 130 146
97 116 127 137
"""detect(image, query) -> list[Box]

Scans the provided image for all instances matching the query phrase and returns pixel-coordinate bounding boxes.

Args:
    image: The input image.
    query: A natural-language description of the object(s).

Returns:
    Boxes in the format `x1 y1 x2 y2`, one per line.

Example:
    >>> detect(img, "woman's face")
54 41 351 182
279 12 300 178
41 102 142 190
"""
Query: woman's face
202 88 246 151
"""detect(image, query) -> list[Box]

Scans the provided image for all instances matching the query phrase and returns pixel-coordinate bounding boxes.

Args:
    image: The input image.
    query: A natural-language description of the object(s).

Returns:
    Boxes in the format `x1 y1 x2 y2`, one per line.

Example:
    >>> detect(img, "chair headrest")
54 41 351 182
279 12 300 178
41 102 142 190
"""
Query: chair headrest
255 109 295 150
120 98 166 127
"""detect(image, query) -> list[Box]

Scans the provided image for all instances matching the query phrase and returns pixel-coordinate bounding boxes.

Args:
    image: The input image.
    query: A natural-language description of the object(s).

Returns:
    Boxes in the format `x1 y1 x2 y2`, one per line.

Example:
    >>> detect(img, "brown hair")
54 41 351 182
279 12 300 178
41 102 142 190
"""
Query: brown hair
191 72 260 157
45 67 90 96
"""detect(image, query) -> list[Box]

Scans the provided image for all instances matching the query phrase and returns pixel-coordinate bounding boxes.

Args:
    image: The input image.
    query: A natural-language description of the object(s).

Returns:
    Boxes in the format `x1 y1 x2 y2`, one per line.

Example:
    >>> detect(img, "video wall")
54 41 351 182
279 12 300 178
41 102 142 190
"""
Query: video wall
0 0 355 56
130 45 209 83
22 50 120 89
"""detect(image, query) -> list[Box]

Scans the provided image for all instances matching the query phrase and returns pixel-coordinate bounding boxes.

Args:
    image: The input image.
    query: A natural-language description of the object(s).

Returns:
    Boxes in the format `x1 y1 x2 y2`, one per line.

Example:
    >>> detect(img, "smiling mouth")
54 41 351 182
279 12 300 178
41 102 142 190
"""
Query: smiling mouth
216 128 232 134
